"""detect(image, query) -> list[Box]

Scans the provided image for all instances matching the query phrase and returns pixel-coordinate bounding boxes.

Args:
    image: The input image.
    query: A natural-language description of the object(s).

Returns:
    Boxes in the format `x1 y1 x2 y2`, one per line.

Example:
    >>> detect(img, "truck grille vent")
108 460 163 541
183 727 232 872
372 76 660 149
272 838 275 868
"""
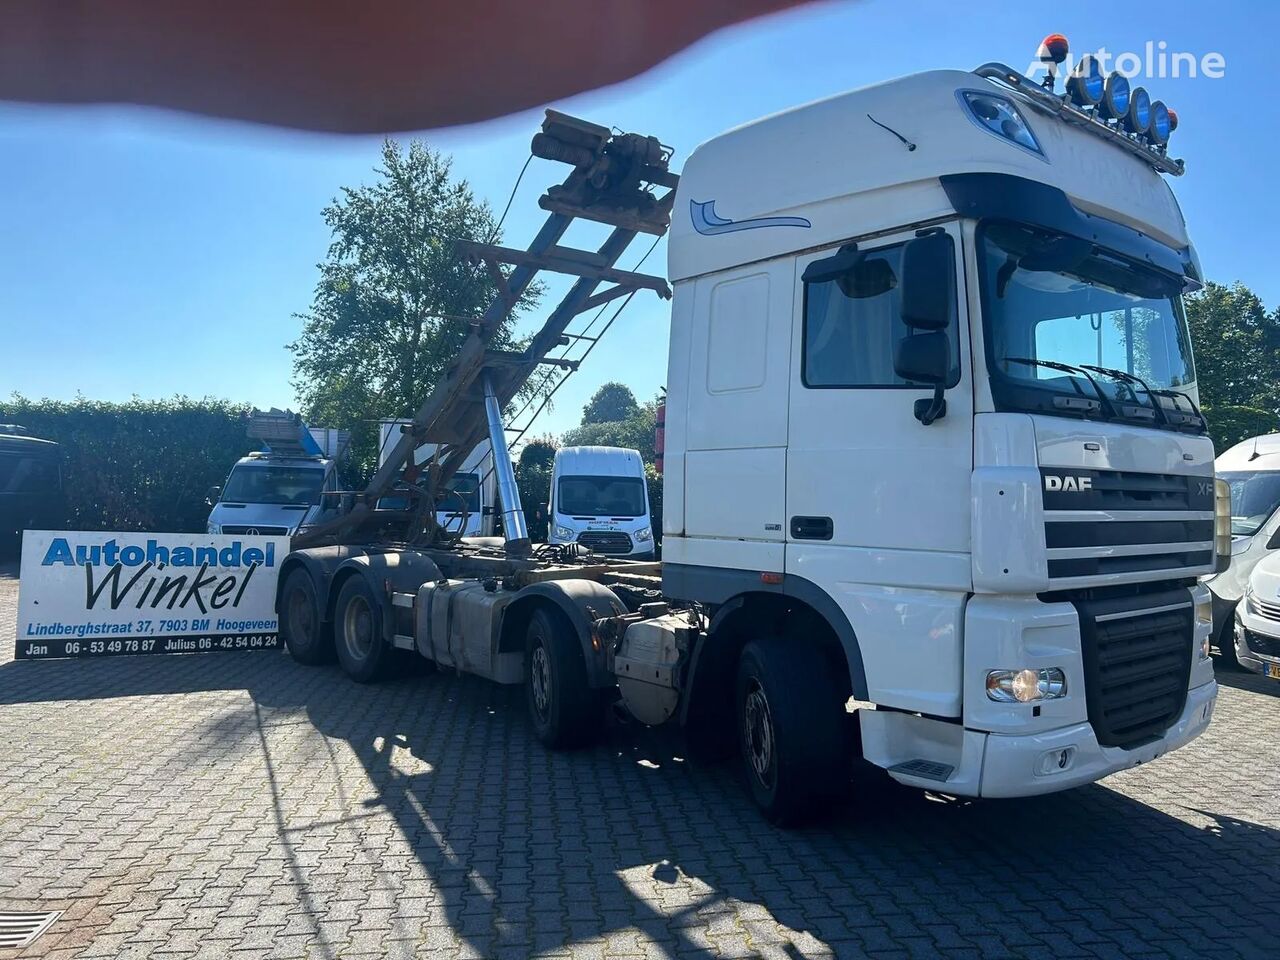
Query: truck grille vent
1042 468 1214 583
1075 591 1193 749
576 531 634 555
220 525 290 536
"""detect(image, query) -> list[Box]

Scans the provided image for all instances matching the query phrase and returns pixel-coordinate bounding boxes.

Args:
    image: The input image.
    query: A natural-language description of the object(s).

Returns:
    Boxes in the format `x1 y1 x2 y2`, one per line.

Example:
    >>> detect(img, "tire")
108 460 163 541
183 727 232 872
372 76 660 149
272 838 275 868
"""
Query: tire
334 575 392 683
524 606 602 749
280 568 334 665
1215 617 1242 670
736 637 846 825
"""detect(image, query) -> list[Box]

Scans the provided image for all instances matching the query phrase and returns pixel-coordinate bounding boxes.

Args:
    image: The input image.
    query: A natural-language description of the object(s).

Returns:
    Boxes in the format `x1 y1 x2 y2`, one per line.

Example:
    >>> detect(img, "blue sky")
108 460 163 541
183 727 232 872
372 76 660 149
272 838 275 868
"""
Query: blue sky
1 0 1274 438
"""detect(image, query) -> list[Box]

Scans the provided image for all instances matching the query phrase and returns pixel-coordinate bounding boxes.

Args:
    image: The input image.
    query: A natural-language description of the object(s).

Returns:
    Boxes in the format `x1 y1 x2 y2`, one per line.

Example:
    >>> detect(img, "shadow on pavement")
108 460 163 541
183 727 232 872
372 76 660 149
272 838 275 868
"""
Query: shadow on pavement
2 648 1279 957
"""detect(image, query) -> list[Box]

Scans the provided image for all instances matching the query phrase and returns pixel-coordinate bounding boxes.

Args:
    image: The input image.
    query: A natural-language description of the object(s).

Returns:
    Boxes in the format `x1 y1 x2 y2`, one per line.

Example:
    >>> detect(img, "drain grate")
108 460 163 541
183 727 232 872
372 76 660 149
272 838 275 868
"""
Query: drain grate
0 911 61 949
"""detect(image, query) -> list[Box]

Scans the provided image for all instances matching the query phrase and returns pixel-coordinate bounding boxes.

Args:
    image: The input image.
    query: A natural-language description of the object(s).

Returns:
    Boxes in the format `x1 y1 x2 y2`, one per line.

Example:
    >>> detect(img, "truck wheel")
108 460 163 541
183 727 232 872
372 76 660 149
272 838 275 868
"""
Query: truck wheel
334 576 391 683
524 606 601 749
736 637 844 825
280 568 334 665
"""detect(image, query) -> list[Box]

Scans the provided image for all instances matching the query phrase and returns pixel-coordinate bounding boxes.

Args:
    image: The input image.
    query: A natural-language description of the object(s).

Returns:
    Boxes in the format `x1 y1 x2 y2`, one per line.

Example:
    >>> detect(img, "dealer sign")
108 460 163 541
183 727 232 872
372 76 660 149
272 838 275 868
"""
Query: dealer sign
16 531 289 659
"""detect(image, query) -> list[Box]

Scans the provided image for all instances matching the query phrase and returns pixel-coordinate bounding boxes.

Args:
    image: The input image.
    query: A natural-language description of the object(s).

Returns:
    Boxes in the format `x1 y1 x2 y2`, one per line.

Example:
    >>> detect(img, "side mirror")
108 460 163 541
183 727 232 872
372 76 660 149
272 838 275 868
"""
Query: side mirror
899 233 954 330
894 332 951 425
205 485 222 506
1266 528 1280 551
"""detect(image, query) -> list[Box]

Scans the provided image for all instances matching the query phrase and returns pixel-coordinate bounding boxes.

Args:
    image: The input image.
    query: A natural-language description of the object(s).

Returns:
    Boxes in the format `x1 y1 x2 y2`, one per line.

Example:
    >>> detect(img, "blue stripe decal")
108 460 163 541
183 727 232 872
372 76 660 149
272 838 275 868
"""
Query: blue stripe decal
689 199 811 236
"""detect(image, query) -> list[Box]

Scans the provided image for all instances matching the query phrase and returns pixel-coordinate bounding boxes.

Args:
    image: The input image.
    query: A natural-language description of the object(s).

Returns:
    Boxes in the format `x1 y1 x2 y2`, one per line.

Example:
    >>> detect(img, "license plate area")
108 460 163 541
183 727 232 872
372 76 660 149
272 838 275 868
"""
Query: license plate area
1265 662 1280 680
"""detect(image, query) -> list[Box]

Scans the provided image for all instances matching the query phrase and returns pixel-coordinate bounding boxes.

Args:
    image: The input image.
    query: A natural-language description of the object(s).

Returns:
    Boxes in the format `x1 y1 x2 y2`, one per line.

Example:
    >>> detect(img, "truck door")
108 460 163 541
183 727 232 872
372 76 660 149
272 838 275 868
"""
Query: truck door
786 225 973 712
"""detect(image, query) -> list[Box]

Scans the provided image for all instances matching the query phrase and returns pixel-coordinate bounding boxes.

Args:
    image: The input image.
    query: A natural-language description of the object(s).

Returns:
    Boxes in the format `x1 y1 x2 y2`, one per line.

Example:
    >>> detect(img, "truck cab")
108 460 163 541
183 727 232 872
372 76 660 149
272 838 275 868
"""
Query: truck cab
549 446 655 559
1205 433 1280 661
661 60 1222 801
207 453 336 537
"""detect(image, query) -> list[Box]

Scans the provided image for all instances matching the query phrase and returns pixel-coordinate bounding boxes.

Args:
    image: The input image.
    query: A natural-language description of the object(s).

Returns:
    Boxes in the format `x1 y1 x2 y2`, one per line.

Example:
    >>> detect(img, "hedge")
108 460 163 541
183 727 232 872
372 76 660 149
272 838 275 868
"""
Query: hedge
1 396 254 533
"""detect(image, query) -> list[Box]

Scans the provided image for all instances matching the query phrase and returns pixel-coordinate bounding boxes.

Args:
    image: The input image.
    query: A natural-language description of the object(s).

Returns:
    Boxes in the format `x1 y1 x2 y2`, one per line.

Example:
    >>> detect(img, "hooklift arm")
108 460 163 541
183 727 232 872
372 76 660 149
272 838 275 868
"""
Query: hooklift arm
293 112 678 551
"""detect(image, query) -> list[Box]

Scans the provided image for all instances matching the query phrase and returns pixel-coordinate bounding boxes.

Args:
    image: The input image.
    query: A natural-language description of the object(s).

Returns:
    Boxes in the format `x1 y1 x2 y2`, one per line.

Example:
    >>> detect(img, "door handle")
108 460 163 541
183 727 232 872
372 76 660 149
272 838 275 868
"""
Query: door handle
790 516 833 540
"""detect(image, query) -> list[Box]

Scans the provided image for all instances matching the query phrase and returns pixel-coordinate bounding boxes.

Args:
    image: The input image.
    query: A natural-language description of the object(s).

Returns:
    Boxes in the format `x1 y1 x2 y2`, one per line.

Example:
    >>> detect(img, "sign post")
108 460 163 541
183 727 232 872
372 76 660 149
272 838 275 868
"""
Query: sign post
15 531 290 660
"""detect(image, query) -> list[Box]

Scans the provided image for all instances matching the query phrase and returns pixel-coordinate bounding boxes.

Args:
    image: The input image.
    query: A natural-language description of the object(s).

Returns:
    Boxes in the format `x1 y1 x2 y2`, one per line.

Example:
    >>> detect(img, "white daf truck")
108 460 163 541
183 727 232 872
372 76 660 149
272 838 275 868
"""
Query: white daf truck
276 41 1227 822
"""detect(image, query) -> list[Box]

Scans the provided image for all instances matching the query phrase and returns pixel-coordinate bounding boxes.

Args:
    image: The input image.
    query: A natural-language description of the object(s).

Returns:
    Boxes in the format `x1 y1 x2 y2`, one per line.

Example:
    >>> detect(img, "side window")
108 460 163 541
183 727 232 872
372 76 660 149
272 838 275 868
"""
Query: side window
802 239 959 388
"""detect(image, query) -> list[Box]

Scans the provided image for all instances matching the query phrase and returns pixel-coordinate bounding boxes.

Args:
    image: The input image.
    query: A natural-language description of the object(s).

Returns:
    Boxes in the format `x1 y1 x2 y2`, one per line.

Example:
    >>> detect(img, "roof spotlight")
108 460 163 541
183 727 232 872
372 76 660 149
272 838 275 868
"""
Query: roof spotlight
1148 100 1172 145
1125 86 1152 135
1037 33 1070 88
1167 108 1179 134
1066 55 1104 108
1099 72 1131 121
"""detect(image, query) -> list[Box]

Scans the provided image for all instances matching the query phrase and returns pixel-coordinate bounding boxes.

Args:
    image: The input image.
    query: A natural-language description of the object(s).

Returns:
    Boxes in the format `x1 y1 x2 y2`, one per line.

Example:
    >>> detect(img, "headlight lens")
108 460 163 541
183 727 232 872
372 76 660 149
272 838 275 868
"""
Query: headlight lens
959 91 1044 156
206 522 220 535
553 524 574 541
1214 479 1232 572
1194 594 1213 628
634 526 653 543
986 667 1067 703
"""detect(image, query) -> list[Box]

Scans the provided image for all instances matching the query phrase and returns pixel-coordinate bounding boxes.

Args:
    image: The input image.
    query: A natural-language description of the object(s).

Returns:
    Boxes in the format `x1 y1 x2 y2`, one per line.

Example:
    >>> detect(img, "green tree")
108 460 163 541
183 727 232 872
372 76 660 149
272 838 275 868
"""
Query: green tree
1185 281 1280 414
290 140 538 480
580 382 640 425
514 435 559 541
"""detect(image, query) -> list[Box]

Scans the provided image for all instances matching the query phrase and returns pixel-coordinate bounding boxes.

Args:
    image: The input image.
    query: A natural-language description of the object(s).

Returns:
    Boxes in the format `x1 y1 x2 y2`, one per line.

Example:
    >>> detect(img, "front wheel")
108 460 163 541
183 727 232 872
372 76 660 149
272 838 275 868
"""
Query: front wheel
524 607 602 749
736 637 846 825
334 576 392 683
280 568 333 665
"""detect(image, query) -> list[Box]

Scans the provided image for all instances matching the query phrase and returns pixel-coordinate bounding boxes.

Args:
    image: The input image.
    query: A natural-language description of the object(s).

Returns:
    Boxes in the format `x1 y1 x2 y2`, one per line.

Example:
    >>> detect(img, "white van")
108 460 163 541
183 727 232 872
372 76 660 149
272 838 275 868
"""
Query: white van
548 446 654 559
1206 433 1280 663
377 421 497 538
207 452 337 537
1233 550 1280 680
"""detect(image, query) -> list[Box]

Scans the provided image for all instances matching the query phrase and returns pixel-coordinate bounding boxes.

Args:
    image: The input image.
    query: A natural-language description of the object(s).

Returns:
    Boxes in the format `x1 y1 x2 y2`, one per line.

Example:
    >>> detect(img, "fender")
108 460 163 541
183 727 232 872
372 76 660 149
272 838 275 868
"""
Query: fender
502 580 629 689
328 550 445 636
275 545 373 619
665 563 869 703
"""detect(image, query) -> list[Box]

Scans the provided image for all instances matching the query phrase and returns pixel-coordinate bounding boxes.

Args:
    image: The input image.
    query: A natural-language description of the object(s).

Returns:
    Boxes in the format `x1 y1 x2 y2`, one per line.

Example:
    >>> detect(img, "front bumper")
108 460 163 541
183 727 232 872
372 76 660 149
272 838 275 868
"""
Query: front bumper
1234 607 1280 678
863 680 1217 798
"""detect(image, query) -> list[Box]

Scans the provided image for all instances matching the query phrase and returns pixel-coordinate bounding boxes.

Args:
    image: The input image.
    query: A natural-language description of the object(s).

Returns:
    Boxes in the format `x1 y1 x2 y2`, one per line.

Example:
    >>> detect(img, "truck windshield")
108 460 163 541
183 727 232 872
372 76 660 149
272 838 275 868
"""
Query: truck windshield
1219 471 1280 537
980 222 1199 430
222 465 325 505
557 476 646 518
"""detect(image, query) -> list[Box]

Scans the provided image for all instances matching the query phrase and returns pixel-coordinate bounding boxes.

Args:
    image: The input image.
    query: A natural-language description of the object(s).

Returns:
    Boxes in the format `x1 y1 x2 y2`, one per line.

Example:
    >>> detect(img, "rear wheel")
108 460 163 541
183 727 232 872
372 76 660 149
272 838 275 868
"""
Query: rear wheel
736 637 846 825
280 568 333 665
334 576 392 683
524 606 602 748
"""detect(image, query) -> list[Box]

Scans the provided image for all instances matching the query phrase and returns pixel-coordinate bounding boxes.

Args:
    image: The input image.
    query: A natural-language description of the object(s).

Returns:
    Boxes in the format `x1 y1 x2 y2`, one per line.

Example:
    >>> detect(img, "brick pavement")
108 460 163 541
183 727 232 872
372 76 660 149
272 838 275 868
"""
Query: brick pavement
1 560 1278 958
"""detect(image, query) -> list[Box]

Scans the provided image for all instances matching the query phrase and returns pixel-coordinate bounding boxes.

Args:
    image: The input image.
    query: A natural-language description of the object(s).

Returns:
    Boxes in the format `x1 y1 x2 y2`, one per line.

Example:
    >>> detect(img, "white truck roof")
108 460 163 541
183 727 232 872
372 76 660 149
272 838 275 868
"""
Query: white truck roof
555 446 645 477
1217 434 1280 472
669 69 1189 283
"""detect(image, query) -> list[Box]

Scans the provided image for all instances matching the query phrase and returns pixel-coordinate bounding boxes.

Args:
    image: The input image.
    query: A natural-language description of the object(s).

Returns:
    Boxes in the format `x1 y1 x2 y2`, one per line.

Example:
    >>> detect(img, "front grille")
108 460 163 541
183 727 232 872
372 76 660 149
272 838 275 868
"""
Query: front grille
1243 627 1280 657
1075 589 1193 749
220 525 290 536
1249 594 1280 623
1042 468 1214 583
576 531 634 555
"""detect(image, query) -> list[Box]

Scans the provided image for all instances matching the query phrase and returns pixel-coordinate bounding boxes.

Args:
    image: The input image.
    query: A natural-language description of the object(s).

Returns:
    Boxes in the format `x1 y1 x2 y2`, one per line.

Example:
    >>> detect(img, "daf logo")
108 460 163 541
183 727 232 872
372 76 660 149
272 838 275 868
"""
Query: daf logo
1044 475 1093 492
245 527 260 536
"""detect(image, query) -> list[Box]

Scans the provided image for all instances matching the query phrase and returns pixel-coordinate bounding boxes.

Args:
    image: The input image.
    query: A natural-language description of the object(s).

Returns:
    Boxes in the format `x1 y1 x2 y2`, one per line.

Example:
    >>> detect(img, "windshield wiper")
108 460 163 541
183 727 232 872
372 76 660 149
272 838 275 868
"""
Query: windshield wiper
1000 357 1119 419
1148 386 1210 432
1079 365 1170 427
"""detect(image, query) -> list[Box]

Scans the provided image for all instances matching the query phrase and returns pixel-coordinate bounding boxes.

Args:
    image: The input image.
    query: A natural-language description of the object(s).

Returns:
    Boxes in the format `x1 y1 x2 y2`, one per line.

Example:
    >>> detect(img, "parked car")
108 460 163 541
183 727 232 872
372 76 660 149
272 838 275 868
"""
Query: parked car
1233 550 1280 680
548 446 654 560
1205 433 1280 664
0 425 63 554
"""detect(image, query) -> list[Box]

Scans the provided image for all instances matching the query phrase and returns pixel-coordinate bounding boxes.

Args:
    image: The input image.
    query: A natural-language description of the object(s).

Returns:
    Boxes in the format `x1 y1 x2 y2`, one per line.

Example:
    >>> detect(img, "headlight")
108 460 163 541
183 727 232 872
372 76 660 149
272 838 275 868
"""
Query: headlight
1194 594 1213 629
553 524 574 541
1066 54 1104 108
634 526 653 543
1214 479 1232 573
986 668 1067 703
207 522 220 535
1148 100 1172 146
1100 71 1130 121
959 91 1044 157
1124 86 1152 135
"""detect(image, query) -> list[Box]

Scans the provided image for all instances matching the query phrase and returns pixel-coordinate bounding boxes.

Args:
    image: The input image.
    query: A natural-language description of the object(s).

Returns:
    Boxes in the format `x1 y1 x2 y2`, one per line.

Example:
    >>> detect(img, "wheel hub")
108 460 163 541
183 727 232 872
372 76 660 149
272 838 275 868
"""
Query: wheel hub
743 684 775 789
531 644 551 719
343 594 374 661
